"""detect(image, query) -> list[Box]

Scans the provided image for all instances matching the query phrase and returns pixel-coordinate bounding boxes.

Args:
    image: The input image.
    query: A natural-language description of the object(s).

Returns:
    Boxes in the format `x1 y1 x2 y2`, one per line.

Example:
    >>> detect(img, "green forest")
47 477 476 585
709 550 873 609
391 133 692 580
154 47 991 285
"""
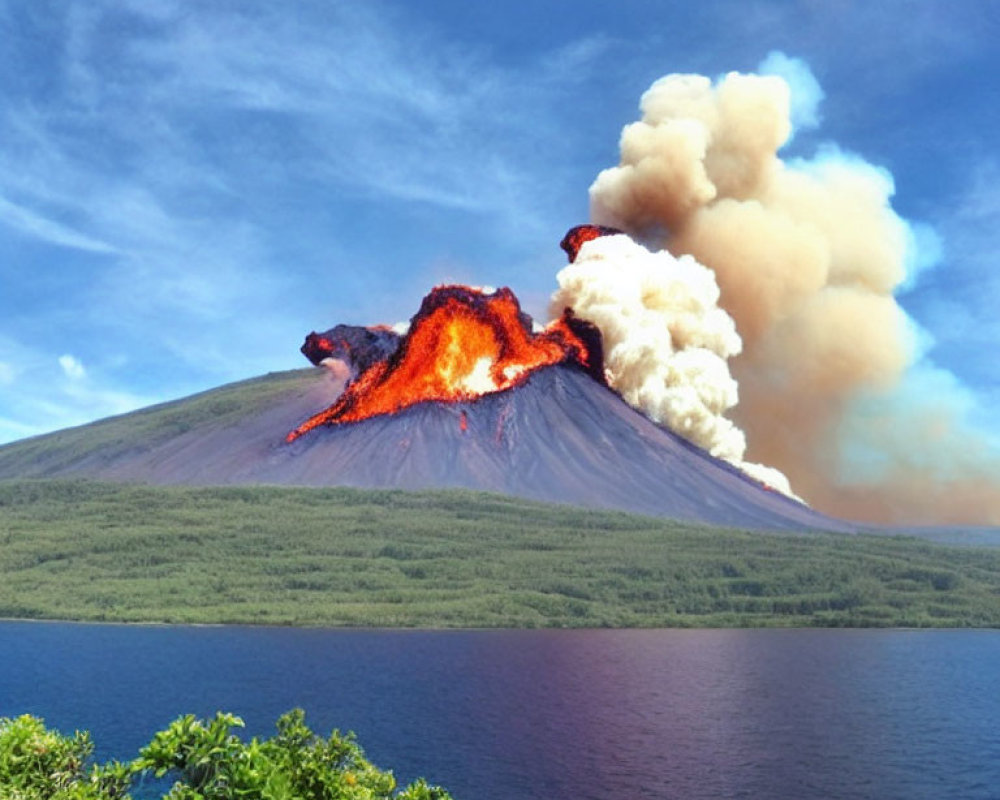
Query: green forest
1 480 998 628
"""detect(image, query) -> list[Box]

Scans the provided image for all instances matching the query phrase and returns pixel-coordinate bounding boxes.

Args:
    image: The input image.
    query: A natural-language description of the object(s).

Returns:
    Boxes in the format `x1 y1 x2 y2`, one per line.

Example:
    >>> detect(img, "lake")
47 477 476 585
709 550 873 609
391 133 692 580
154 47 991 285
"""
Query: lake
2 623 999 799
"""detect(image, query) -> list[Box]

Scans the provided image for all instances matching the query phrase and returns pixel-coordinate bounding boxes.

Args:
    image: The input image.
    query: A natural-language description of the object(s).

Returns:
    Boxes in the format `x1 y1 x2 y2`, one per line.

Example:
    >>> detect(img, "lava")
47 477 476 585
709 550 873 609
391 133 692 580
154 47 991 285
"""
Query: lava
560 224 623 262
287 285 602 442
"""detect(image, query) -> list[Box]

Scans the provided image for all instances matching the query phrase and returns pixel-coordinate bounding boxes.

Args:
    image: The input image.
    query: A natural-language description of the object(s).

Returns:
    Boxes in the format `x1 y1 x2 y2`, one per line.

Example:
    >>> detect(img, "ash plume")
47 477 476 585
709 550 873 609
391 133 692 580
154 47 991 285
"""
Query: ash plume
552 231 794 497
584 60 1000 524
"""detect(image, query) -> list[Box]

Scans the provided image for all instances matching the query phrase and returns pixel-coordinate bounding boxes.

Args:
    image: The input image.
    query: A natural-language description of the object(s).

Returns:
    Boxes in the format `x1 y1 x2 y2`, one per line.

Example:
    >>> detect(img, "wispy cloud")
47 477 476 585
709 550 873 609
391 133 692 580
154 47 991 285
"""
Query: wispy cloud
0 1 619 440
0 0 614 267
0 336 158 445
58 354 86 380
908 159 1000 381
105 1 613 225
0 194 117 254
0 417 43 445
2 4 614 343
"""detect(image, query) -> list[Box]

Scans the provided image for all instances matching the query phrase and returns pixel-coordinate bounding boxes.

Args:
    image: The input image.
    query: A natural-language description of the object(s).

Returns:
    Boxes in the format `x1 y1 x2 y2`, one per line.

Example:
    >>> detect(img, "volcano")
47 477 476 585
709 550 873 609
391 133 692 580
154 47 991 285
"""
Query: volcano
0 224 865 533
0 363 854 532
0 226 869 533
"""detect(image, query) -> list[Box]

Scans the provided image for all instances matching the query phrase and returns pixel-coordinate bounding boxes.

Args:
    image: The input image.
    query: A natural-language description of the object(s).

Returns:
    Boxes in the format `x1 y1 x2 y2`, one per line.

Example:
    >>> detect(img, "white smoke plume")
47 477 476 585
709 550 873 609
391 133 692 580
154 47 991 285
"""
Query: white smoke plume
551 233 796 498
581 60 1000 525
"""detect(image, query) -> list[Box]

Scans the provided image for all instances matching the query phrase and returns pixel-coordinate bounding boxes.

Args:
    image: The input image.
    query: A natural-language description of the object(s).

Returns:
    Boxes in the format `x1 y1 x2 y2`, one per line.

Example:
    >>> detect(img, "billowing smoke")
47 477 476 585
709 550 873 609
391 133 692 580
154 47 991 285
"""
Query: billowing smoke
578 59 1000 525
551 232 795 497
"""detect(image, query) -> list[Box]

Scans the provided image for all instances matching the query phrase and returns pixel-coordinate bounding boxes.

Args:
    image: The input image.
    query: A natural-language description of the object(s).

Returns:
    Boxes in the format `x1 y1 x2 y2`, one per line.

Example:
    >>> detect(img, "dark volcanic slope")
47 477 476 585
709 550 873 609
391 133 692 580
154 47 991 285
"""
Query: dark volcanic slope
0 365 855 532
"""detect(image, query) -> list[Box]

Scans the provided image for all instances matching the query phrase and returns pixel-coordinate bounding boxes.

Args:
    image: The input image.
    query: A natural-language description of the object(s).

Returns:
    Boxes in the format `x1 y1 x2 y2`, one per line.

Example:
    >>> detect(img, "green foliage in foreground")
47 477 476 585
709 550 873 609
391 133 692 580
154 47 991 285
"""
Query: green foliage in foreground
1 480 999 628
0 710 451 800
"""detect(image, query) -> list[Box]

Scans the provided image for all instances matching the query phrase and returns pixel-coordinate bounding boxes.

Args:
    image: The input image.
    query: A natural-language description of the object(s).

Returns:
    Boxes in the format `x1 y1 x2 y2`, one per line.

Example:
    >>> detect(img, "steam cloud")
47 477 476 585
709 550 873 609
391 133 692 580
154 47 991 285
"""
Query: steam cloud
573 59 1000 524
552 234 795 496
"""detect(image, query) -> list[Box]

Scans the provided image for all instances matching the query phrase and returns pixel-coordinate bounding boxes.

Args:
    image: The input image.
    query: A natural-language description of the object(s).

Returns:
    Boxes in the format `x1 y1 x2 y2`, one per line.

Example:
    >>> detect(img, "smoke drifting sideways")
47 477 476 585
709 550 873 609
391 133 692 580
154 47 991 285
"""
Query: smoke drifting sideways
582 59 1000 525
552 231 796 498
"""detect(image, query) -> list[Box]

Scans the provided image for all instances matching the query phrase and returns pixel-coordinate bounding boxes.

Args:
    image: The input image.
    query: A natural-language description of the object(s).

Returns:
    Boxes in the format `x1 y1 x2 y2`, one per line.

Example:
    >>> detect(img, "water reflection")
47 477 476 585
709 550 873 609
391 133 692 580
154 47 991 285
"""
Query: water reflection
2 624 998 799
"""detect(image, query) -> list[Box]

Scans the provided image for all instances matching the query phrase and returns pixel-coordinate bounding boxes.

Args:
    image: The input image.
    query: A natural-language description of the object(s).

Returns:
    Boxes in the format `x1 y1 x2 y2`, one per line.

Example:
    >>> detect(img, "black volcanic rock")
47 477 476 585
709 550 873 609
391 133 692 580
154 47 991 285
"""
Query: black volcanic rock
0 365 854 532
301 325 402 373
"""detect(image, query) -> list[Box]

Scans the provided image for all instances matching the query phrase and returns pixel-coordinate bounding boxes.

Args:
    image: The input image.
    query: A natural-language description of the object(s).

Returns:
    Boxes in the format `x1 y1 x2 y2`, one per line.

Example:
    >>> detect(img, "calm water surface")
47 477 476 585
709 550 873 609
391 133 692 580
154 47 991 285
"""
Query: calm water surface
2 624 999 799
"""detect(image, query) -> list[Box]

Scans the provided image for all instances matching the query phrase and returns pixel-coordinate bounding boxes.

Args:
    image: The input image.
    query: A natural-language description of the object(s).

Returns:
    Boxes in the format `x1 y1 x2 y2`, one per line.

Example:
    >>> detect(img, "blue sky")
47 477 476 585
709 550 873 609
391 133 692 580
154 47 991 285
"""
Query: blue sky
1 0 998 448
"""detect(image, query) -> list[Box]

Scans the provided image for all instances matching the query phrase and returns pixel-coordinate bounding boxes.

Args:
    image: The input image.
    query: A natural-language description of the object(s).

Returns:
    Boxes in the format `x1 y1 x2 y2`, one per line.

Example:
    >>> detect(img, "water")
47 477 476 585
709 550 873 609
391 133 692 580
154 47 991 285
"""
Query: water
2 623 999 799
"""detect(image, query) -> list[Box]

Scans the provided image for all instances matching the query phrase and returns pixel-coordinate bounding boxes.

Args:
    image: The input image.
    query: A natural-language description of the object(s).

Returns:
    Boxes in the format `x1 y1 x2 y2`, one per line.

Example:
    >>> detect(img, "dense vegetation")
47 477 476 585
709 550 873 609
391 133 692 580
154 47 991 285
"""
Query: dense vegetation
1 480 999 628
0 709 451 799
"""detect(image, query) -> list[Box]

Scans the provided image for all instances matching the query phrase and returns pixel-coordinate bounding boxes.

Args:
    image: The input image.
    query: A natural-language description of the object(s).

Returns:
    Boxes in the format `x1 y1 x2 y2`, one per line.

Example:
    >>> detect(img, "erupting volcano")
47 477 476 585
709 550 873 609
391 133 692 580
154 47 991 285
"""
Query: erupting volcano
3 59 997 531
287 284 603 442
285 222 799 501
0 217 859 533
0 220 849 532
0 223 879 532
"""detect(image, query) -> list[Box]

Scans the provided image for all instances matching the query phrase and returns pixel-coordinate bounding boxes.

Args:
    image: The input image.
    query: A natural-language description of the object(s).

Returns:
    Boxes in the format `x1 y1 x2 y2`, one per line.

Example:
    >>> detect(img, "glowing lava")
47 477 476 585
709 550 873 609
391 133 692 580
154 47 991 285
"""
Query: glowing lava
560 224 623 262
287 285 602 442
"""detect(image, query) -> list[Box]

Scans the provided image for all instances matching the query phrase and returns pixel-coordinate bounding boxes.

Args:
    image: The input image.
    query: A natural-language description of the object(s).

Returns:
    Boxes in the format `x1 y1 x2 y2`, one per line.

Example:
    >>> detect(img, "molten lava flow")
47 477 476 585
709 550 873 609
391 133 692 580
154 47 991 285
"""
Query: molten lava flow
560 224 623 262
287 285 601 442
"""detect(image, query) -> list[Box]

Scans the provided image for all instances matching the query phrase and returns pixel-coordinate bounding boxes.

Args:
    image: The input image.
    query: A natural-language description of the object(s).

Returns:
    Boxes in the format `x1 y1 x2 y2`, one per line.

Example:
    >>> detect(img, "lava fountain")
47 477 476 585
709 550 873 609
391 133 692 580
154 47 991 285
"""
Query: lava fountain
286 284 603 442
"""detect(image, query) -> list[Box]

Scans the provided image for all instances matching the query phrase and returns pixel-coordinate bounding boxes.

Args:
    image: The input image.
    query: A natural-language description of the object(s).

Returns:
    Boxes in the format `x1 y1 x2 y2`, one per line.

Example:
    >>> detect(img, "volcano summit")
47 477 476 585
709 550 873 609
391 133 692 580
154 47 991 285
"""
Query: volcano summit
287 284 603 442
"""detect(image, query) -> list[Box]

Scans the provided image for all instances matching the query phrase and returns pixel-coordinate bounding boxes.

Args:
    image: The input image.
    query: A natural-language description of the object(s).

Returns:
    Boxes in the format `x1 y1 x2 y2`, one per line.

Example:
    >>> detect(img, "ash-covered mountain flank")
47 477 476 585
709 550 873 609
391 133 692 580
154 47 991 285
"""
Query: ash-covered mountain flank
283 364 853 532
0 364 853 532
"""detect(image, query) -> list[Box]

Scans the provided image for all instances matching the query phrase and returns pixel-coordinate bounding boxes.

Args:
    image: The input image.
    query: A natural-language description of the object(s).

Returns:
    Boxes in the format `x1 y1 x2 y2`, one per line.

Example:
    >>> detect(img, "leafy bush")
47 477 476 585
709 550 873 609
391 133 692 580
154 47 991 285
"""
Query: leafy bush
0 714 130 799
0 710 451 800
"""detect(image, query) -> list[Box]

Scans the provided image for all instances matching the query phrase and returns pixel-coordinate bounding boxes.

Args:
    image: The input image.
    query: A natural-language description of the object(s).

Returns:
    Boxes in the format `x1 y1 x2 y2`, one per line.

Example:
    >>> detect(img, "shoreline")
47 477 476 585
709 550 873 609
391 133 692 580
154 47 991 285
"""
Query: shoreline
2 616 997 632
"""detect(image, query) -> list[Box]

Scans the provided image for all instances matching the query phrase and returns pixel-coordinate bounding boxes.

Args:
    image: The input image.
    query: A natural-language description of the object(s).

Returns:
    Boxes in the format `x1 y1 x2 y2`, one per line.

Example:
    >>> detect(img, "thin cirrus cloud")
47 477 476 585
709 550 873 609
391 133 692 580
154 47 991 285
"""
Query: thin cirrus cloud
906 160 1000 386
1 1 606 277
0 1 611 444
0 333 152 443
0 195 117 255
124 1 609 223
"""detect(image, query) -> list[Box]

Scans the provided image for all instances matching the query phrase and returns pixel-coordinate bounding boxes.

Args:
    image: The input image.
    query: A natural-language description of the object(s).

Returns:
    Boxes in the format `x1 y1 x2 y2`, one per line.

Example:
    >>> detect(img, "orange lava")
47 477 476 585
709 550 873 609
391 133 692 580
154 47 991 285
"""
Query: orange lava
287 285 597 441
560 224 623 262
